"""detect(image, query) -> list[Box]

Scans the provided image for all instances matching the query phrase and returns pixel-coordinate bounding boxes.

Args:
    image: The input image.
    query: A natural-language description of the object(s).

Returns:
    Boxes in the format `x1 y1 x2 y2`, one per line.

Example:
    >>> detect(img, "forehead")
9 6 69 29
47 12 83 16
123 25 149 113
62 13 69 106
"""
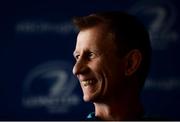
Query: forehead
75 24 116 51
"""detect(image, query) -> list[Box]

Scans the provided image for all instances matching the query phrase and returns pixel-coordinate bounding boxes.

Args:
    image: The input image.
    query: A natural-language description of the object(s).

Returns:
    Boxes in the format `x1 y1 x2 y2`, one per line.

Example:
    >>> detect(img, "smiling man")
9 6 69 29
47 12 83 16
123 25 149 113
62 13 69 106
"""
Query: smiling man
72 11 151 120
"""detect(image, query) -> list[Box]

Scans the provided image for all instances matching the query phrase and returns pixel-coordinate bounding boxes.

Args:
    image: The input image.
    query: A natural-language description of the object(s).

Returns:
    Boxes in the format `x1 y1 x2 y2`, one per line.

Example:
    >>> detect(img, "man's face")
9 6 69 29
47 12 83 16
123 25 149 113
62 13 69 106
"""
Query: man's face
73 25 126 102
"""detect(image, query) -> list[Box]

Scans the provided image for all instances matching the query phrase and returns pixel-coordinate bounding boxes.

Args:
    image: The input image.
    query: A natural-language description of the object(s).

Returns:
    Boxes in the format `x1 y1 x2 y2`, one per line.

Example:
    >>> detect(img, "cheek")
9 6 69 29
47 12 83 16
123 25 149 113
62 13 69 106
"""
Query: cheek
104 59 125 86
92 58 114 80
92 60 108 79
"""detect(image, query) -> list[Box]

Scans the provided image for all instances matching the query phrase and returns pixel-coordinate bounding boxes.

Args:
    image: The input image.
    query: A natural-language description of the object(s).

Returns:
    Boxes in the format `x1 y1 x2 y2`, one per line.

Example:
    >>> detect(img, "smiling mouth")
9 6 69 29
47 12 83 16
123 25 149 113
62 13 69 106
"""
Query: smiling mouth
81 80 94 87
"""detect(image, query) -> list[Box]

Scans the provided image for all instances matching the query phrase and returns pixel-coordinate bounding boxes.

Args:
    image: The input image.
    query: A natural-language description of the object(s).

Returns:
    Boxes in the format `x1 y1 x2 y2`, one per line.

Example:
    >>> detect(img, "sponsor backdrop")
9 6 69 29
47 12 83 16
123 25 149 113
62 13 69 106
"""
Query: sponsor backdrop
0 0 180 120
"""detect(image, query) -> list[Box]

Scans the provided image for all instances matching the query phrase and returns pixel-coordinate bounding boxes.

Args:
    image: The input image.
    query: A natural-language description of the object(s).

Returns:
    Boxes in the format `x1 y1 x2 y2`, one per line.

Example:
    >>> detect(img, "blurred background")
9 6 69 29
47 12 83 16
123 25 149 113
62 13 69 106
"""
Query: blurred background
0 0 180 120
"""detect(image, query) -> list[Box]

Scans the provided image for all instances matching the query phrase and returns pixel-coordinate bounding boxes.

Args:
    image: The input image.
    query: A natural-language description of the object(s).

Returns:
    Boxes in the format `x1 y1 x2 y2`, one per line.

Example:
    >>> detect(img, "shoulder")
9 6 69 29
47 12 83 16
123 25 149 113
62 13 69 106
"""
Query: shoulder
86 112 101 121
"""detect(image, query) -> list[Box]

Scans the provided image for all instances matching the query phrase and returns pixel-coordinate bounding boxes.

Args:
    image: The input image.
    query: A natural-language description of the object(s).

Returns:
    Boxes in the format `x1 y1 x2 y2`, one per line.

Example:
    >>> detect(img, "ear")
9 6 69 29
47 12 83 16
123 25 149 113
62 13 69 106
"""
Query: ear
125 49 142 76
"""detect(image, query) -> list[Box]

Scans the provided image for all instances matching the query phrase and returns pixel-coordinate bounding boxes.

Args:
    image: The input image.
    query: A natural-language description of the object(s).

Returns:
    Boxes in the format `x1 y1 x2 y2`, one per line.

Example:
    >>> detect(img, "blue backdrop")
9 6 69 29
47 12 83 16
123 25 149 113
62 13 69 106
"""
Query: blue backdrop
0 0 180 120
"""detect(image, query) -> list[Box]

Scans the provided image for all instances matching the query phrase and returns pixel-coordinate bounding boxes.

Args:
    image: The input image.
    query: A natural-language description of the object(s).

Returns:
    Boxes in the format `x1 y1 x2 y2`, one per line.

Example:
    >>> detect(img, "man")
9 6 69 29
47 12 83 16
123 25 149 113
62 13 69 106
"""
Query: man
72 11 151 120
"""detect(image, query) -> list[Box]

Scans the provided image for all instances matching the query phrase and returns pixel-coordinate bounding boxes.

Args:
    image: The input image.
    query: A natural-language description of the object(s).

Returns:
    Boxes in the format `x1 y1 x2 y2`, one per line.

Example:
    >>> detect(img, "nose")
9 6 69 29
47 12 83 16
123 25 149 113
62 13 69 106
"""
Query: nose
73 59 89 76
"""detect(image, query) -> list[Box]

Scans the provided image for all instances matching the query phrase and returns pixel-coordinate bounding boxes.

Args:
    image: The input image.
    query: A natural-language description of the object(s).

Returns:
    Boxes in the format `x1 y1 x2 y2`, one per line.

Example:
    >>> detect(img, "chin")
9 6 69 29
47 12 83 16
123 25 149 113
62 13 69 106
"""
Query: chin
83 93 101 102
82 83 103 102
83 95 93 102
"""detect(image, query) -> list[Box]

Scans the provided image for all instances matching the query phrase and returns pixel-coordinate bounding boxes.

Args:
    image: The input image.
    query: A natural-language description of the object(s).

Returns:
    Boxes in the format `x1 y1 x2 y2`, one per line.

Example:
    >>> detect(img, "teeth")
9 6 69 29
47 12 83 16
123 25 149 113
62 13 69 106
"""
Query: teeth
82 80 93 86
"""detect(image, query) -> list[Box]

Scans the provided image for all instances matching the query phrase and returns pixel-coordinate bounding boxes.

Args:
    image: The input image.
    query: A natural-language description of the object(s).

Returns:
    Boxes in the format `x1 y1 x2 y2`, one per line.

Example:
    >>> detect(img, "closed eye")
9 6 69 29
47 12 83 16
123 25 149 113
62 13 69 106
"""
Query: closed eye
73 52 80 60
86 52 95 60
73 51 97 61
74 54 80 60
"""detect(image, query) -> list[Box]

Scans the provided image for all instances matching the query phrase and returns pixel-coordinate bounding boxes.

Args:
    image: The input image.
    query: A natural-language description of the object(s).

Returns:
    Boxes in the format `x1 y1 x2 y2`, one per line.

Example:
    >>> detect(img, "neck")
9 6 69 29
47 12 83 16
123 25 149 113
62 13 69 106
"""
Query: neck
94 92 143 120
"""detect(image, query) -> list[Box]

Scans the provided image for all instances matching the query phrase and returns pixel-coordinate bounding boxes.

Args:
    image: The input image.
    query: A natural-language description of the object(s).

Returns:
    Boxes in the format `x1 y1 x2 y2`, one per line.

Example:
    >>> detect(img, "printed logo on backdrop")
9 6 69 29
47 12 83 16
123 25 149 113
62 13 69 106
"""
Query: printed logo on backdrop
144 78 180 91
129 0 178 50
16 21 77 35
129 0 179 91
22 60 80 113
